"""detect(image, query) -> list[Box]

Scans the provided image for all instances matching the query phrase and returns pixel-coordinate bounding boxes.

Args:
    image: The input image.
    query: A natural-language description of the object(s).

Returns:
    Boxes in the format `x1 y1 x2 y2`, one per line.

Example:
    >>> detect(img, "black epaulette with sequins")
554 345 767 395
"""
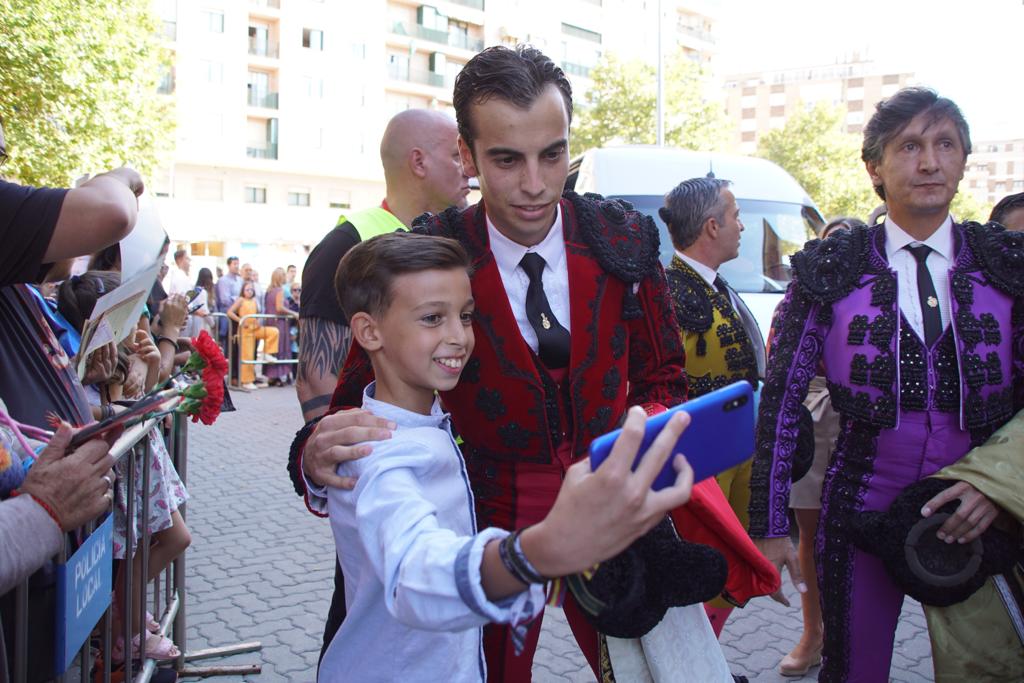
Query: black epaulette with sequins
963 221 1024 297
790 226 872 304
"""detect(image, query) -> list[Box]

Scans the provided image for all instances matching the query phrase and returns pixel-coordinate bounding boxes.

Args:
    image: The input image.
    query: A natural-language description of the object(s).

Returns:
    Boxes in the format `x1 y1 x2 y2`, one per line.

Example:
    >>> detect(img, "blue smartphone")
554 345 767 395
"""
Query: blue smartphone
589 381 755 490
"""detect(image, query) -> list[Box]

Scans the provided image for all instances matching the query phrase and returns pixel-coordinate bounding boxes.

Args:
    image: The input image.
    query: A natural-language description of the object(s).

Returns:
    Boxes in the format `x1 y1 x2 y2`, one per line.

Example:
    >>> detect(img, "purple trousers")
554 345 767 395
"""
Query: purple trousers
816 411 971 682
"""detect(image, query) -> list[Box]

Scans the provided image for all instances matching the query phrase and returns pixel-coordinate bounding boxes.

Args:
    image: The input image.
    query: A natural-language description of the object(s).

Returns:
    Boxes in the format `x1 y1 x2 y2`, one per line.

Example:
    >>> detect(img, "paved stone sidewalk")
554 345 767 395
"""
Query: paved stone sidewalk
178 386 934 682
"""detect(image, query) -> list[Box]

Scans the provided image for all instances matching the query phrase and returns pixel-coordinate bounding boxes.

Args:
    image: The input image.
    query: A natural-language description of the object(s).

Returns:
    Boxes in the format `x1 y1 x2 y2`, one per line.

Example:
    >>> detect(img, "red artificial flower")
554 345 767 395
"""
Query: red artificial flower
192 366 225 426
190 331 228 378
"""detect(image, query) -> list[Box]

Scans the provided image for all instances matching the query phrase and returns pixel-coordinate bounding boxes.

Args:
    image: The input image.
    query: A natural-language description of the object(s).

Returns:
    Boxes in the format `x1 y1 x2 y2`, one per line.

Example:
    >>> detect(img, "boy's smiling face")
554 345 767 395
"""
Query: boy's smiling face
359 268 475 415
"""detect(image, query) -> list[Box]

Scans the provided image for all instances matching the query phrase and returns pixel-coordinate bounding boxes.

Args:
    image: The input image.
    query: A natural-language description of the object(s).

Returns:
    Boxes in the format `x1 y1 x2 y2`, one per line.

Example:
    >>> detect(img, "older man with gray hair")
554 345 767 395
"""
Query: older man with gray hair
660 177 766 639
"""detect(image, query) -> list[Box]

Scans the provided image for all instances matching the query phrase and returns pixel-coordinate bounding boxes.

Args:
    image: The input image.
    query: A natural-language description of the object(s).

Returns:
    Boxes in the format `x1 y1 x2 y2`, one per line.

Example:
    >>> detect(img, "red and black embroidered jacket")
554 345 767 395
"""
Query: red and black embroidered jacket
332 192 687 465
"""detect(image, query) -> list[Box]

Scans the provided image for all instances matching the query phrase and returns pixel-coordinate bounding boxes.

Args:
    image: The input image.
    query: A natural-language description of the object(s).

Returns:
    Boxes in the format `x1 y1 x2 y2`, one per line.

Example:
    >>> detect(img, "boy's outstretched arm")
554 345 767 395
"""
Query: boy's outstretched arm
480 406 694 600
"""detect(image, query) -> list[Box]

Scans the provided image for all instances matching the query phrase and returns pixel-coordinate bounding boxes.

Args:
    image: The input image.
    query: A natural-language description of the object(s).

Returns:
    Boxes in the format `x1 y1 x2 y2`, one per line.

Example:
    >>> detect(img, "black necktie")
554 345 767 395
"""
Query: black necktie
905 244 943 347
520 253 570 369
714 274 766 378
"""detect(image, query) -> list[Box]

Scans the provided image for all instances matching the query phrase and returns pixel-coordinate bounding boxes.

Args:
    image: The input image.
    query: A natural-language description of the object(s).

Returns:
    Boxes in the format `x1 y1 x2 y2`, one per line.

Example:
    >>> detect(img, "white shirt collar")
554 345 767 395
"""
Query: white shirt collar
676 251 718 288
884 214 954 261
487 204 565 274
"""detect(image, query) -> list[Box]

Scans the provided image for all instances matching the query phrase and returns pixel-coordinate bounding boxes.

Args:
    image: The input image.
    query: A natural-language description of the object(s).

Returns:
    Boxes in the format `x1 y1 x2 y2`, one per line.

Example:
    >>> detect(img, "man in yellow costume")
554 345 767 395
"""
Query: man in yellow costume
659 177 766 636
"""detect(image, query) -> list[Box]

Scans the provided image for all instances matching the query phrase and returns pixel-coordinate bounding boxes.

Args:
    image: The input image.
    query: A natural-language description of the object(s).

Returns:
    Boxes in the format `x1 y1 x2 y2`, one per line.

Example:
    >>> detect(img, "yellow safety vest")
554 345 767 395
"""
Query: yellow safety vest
339 206 406 241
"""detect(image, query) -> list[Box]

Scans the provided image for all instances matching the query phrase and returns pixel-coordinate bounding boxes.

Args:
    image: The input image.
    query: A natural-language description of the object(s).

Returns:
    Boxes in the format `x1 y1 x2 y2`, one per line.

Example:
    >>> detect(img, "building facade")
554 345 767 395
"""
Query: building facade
963 138 1024 210
151 0 719 277
723 57 914 155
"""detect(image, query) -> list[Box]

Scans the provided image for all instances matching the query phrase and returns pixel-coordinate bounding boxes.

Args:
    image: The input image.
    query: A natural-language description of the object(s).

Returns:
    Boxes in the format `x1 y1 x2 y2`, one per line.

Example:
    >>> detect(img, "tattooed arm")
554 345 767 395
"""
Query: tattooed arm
295 316 351 421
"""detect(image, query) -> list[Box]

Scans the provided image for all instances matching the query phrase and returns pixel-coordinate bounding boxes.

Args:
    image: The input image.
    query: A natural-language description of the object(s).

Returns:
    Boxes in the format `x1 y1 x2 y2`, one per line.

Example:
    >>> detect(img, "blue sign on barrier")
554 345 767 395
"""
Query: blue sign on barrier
55 515 113 673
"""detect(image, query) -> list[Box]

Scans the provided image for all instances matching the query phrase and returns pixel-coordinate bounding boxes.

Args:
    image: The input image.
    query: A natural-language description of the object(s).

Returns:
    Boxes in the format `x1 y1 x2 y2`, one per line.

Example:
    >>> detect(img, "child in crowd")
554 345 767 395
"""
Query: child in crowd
56 271 190 661
317 233 696 682
226 280 279 390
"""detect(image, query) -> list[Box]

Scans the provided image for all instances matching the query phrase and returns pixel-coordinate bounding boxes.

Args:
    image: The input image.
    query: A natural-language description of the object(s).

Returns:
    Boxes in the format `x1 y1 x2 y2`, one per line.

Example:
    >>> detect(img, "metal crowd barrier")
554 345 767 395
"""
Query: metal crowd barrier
3 414 261 683
229 313 299 387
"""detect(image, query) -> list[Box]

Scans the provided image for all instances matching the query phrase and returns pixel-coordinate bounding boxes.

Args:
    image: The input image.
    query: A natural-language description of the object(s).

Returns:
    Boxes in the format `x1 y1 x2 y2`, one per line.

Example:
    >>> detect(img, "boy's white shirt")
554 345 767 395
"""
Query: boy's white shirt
318 383 544 683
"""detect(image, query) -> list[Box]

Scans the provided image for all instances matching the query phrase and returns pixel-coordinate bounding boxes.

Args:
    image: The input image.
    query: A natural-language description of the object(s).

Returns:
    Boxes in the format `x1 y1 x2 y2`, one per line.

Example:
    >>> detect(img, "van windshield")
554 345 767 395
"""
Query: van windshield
611 196 823 293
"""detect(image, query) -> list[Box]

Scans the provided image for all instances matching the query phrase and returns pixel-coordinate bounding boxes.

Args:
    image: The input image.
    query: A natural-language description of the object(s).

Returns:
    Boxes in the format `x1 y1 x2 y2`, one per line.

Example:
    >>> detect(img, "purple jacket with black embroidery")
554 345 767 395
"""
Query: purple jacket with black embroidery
748 222 1024 539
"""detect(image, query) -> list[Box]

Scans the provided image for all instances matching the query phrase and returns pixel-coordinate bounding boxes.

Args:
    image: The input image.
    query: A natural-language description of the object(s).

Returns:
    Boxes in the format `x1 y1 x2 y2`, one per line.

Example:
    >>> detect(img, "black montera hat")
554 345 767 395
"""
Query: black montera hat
849 478 1021 607
566 517 727 639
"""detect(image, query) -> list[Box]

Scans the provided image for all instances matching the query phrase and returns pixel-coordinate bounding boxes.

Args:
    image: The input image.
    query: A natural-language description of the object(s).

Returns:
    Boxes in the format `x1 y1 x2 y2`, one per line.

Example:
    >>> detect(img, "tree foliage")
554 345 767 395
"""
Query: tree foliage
571 51 733 157
757 102 878 221
0 0 174 187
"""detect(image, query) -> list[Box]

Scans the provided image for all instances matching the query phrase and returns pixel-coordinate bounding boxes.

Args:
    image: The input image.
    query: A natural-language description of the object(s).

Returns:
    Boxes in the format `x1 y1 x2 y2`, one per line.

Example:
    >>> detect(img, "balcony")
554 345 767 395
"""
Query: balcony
387 63 446 89
561 61 592 78
448 0 485 8
247 91 279 109
250 0 280 7
246 143 278 160
677 23 716 45
391 22 484 52
248 40 279 58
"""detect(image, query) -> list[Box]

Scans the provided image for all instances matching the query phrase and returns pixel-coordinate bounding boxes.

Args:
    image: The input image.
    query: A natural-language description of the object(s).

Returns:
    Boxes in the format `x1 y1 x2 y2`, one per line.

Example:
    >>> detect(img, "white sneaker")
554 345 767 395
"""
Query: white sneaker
241 382 258 391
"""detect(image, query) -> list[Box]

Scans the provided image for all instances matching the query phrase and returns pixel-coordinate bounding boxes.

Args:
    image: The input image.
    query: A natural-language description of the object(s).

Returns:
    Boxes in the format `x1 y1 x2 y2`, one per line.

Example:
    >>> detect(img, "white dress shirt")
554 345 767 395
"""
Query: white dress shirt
166 266 192 296
321 385 544 683
883 215 953 342
487 206 571 354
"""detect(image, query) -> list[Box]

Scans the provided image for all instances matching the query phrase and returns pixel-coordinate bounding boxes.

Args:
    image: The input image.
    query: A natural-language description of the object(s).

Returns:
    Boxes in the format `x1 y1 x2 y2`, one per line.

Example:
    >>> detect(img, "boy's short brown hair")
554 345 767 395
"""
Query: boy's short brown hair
334 232 471 320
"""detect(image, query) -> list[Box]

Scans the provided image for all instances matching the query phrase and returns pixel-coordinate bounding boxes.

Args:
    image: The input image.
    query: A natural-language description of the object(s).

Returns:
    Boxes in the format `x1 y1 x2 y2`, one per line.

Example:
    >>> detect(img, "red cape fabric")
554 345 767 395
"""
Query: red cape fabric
671 478 781 606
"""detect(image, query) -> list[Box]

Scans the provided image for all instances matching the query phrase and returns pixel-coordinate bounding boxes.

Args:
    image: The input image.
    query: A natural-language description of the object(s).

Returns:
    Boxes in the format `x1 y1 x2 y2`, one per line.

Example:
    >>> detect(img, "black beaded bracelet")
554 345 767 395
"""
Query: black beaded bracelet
154 335 176 347
498 529 546 585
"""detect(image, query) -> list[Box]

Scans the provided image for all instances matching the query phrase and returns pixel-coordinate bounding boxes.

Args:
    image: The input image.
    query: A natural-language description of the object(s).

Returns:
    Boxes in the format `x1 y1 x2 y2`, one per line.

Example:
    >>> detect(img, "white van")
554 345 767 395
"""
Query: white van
566 146 825 338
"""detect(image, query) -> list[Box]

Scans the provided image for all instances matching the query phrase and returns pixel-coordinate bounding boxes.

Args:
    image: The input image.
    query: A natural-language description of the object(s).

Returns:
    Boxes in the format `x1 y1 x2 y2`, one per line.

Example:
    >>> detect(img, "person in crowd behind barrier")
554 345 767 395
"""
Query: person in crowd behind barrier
264 267 297 387
774 216 864 677
0 128 144 679
88 242 122 272
296 108 471 423
659 176 767 640
284 263 297 302
748 87 1024 682
228 281 279 391
319 232 697 682
0 416 117 596
287 282 301 357
183 267 215 340
56 271 191 662
989 191 1024 232
216 256 244 383
166 248 191 296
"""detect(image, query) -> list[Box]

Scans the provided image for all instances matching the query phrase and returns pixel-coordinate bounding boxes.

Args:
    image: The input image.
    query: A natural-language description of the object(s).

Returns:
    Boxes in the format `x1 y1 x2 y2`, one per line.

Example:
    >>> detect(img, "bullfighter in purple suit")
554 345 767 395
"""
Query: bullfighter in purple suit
748 87 1024 682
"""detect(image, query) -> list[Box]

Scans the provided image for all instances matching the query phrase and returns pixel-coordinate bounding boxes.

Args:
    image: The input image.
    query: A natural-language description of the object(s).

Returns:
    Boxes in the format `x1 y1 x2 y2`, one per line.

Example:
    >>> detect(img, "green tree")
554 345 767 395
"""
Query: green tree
757 102 877 220
571 51 732 157
950 190 992 223
0 0 174 187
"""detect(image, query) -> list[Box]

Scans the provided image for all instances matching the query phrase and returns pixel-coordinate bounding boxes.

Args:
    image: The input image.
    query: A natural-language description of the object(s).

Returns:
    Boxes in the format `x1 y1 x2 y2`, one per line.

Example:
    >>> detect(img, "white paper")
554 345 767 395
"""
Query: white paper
76 261 161 377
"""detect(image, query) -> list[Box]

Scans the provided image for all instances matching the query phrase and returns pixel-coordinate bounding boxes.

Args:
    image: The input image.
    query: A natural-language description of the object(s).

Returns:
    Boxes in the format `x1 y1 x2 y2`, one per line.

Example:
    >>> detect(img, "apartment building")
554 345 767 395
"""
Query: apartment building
723 57 914 154
152 0 718 275
963 138 1024 209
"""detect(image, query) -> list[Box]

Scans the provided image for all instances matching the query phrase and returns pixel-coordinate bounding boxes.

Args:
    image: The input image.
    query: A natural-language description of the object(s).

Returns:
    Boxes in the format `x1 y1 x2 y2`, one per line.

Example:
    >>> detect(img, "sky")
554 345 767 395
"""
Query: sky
714 0 1023 140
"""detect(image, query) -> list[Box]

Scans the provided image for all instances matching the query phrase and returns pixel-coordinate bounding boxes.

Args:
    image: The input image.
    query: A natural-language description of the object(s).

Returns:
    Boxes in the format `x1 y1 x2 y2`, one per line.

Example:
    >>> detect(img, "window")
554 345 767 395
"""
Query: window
201 60 223 83
301 76 325 99
204 10 224 33
770 84 784 94
741 131 756 142
328 189 351 210
1006 143 1015 152
351 43 366 59
847 100 863 112
741 108 755 119
847 77 864 87
244 186 267 204
769 105 785 117
882 74 900 85
418 6 449 32
157 66 175 94
195 178 223 201
303 28 324 50
287 191 311 206
741 86 756 97
561 23 601 44
387 53 410 81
